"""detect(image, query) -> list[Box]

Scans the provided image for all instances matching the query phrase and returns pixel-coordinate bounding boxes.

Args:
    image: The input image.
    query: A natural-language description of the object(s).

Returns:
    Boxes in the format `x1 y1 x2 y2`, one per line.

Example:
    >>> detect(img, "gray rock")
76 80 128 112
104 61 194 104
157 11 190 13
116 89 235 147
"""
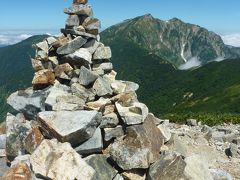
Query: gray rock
66 15 80 27
6 113 31 161
93 77 113 96
86 98 111 111
186 119 198 126
93 46 112 60
0 134 6 149
83 18 101 33
115 102 148 125
209 169 233 180
38 111 102 146
0 158 10 177
147 151 186 180
212 131 225 142
104 126 124 142
184 154 214 180
83 39 100 54
57 36 87 55
65 48 92 64
122 170 146 180
46 37 57 45
166 134 188 157
113 174 124 180
85 154 117 180
110 115 164 170
79 66 98 86
232 137 240 145
71 83 96 101
64 4 93 16
35 40 48 52
61 28 97 39
157 124 171 143
226 143 240 158
75 128 103 155
45 82 71 110
30 139 95 180
7 87 49 119
93 62 113 72
100 113 119 128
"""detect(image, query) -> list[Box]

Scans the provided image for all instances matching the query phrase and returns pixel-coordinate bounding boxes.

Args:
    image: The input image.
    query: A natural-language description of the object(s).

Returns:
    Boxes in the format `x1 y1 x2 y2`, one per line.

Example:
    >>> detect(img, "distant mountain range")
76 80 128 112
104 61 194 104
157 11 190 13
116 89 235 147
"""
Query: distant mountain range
0 15 240 122
0 45 6 48
102 14 240 68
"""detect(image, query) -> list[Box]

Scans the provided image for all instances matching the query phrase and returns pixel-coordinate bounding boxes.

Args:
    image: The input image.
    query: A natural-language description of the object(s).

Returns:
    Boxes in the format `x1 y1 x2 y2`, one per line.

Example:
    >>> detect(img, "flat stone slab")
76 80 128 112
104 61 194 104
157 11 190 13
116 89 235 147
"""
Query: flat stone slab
75 128 103 155
38 111 102 146
61 28 97 39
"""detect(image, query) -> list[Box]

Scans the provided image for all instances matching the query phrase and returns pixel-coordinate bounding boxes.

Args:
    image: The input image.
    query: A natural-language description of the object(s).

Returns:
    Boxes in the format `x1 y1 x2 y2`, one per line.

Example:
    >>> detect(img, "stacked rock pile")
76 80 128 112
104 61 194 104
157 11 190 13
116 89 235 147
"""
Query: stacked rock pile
0 0 239 179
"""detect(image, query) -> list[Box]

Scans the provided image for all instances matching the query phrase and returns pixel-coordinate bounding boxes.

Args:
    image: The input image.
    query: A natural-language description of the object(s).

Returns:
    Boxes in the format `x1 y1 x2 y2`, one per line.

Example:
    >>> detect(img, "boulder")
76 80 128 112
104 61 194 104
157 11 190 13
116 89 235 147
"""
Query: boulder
6 113 31 161
85 154 117 180
110 115 163 170
100 113 119 128
157 124 171 143
66 15 80 27
30 139 95 180
71 82 96 101
86 97 111 111
57 36 87 55
93 62 113 72
103 70 117 83
104 126 124 142
65 48 92 64
75 128 103 155
93 77 113 96
0 158 10 177
54 63 73 79
226 143 240 158
24 127 44 154
2 162 32 180
111 80 139 94
115 102 148 125
83 18 101 34
64 4 93 17
147 151 186 180
61 28 97 39
209 169 233 180
93 46 112 60
166 134 188 157
83 39 100 54
35 40 48 52
184 154 214 180
38 110 102 146
103 104 116 115
79 66 98 86
186 119 198 126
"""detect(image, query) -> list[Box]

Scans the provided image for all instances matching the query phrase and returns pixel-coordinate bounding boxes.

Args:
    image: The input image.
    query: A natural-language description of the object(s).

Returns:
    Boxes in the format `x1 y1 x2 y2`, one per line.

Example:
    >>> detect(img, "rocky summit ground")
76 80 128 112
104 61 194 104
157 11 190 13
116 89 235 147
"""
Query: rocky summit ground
0 0 239 179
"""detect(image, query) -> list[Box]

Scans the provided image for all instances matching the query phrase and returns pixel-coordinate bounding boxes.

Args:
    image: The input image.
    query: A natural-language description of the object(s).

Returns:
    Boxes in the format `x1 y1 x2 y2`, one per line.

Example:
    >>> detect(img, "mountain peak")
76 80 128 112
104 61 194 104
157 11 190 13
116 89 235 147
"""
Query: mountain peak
169 17 183 23
139 13 154 20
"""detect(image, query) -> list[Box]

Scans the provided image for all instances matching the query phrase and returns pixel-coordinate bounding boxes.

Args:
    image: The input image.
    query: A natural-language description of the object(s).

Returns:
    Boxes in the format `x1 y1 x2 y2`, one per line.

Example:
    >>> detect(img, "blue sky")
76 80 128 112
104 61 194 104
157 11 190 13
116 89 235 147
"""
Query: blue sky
0 0 240 45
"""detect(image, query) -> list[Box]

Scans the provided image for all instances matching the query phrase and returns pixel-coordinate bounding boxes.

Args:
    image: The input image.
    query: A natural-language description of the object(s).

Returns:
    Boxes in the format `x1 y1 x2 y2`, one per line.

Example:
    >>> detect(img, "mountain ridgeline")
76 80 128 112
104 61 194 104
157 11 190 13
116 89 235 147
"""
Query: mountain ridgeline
102 14 240 67
0 15 240 123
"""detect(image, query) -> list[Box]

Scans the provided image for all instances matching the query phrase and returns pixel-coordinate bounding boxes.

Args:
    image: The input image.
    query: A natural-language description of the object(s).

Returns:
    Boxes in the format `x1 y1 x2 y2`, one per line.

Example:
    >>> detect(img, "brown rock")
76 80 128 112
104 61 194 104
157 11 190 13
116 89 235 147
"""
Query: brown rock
0 122 6 135
32 69 55 87
73 0 88 5
54 63 73 78
110 114 164 170
24 127 44 154
2 162 32 180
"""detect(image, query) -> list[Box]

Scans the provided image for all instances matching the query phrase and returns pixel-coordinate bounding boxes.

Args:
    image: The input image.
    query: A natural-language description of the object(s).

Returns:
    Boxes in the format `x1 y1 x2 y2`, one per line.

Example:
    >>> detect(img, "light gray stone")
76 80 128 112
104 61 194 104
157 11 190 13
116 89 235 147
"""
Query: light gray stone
209 169 233 180
64 4 93 17
75 128 103 155
93 77 113 96
7 87 50 119
61 28 97 39
57 36 87 55
111 80 139 94
86 98 111 111
186 119 198 126
93 46 112 60
85 154 117 180
71 83 96 101
38 111 102 146
93 62 113 72
115 102 148 125
0 134 6 149
79 66 98 86
66 15 80 27
100 113 119 128
83 39 100 54
157 124 171 143
46 37 57 45
104 126 124 142
65 48 92 64
6 113 31 161
30 139 95 180
184 154 214 180
35 40 48 52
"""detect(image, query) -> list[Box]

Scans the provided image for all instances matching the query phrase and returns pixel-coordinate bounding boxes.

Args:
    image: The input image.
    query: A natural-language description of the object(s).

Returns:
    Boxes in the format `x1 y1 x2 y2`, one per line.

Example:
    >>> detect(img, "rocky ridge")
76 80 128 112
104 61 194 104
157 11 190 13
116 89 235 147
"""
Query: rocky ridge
0 0 239 179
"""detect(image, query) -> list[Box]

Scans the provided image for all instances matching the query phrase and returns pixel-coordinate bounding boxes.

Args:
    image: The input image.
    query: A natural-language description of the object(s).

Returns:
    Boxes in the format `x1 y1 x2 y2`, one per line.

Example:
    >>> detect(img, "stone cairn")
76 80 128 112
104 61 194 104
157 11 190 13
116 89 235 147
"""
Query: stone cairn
3 0 237 179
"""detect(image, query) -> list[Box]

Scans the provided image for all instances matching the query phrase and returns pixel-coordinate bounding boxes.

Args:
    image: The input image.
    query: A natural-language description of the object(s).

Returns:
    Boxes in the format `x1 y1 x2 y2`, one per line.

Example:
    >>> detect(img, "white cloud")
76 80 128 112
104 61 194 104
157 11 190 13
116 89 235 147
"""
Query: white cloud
178 57 201 70
0 29 59 46
221 33 240 47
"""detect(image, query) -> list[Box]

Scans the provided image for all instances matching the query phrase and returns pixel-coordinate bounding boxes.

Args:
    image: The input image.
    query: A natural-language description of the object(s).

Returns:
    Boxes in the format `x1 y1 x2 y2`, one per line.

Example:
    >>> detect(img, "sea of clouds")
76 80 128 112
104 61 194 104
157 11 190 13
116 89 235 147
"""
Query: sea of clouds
0 30 59 46
221 33 240 47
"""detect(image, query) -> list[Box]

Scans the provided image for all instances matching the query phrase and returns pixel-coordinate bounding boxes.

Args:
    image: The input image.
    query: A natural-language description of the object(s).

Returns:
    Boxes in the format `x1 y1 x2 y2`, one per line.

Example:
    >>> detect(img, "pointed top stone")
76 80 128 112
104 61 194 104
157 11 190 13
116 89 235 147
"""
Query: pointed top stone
73 0 88 5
